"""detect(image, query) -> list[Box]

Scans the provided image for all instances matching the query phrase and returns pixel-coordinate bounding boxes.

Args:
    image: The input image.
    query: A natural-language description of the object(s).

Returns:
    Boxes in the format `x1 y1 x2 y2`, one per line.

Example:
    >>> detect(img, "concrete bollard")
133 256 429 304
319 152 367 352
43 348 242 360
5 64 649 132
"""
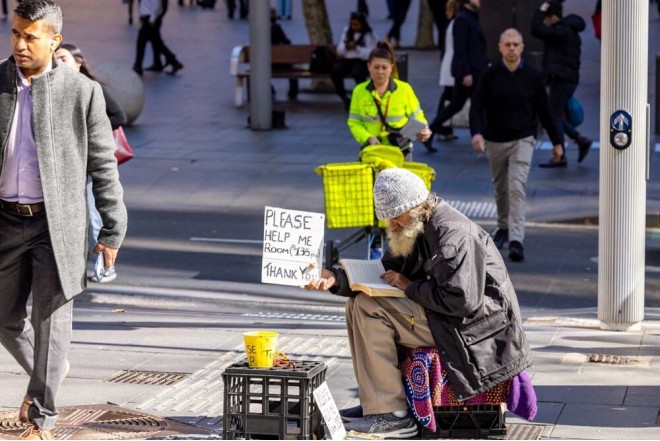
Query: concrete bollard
95 63 145 126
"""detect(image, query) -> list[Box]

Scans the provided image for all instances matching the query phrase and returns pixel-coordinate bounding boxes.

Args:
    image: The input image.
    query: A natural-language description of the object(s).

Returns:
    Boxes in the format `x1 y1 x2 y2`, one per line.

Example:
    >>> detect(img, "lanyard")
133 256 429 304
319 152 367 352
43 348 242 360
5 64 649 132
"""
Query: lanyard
373 95 391 132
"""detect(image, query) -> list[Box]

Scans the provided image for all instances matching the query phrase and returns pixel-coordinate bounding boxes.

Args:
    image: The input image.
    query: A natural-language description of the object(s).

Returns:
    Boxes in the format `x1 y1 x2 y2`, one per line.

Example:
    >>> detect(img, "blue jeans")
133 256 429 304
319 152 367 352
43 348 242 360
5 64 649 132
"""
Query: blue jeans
87 178 102 252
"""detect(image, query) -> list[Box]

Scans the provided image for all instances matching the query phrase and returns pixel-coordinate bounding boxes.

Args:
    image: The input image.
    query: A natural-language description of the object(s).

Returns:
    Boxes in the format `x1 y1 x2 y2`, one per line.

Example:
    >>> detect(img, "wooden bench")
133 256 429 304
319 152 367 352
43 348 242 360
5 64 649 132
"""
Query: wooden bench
230 45 409 108
229 44 334 107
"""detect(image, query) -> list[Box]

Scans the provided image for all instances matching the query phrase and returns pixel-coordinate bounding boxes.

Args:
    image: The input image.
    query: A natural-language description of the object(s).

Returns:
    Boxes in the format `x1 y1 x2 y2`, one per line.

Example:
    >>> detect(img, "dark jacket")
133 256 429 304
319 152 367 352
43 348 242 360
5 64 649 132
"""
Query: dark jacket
531 11 586 83
470 60 562 145
101 85 127 130
451 8 489 81
332 198 532 400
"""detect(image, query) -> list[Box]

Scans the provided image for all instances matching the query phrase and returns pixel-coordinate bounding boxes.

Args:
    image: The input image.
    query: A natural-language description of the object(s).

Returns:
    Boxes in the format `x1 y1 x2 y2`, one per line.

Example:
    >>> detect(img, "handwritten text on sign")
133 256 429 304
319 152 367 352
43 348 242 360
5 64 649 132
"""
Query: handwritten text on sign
262 206 324 286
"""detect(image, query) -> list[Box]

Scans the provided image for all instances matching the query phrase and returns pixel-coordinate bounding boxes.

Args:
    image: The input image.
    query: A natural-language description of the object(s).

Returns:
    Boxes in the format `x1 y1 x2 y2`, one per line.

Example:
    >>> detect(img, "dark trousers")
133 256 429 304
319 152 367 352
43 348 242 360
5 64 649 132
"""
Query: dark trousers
0 210 73 431
331 58 369 101
387 0 412 42
273 64 299 99
432 86 454 135
126 0 134 24
547 77 580 153
426 0 449 50
150 14 177 67
2 0 7 16
134 16 178 69
357 0 369 16
226 0 248 18
429 82 474 133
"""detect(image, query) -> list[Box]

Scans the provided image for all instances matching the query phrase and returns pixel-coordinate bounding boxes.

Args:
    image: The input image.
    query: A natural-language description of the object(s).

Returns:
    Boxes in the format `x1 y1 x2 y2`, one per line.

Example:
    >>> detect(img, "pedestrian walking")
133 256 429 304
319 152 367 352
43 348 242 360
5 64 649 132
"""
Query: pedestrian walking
531 0 592 167
385 0 411 48
55 43 127 283
470 28 562 262
125 0 134 25
133 0 183 75
0 0 127 438
431 0 462 142
427 0 488 144
426 0 449 50
304 168 532 439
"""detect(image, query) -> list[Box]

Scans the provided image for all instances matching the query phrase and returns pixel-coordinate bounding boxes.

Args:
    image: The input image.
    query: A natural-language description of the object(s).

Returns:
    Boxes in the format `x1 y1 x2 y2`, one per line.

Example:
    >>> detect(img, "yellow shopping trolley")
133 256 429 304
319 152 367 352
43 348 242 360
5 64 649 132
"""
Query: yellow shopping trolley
315 160 436 266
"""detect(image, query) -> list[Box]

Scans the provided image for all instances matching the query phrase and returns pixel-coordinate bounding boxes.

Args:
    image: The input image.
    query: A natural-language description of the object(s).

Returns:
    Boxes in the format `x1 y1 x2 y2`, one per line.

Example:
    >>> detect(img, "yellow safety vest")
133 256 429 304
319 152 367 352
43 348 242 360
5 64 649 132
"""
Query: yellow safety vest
347 78 428 147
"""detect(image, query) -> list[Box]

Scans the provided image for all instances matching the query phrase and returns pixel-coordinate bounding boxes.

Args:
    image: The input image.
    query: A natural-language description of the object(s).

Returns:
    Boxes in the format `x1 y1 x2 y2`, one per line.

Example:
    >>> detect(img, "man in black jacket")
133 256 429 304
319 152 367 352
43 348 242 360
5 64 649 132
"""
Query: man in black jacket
304 168 532 438
470 28 562 262
531 0 591 167
426 0 488 150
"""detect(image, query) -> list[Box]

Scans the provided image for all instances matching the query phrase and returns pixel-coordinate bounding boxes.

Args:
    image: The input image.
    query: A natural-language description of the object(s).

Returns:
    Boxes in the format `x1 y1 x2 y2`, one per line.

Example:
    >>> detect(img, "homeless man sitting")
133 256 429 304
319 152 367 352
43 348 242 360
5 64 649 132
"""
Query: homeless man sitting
304 168 532 438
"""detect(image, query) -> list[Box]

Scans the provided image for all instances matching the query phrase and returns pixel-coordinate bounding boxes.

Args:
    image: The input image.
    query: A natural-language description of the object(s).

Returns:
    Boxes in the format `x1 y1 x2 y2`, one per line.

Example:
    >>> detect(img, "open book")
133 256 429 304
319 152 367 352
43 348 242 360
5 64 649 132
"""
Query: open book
339 259 406 298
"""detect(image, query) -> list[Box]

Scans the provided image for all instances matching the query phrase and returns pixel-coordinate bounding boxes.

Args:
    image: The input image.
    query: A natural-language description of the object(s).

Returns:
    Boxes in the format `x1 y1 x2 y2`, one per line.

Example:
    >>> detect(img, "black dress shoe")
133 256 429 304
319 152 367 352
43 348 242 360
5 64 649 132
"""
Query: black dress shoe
539 156 567 168
577 136 592 163
144 64 164 72
491 228 508 249
509 240 525 262
132 65 143 76
167 61 184 76
423 139 438 153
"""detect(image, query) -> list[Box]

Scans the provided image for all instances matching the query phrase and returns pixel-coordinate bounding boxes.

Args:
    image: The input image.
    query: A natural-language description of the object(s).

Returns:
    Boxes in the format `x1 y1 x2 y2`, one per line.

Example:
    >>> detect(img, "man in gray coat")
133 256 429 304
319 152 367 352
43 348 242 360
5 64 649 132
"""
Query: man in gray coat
0 0 127 438
305 168 531 439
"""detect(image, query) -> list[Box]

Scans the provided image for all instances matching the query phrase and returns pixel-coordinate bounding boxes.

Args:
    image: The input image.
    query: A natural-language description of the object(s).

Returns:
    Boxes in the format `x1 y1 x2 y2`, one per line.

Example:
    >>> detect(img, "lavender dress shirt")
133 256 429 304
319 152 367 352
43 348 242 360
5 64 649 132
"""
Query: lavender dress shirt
0 65 50 203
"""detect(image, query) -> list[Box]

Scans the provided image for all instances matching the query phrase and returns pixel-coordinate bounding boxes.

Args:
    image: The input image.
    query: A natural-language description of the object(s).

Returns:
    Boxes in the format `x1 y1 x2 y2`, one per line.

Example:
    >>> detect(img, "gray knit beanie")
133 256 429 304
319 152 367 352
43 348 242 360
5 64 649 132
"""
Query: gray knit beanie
373 168 429 220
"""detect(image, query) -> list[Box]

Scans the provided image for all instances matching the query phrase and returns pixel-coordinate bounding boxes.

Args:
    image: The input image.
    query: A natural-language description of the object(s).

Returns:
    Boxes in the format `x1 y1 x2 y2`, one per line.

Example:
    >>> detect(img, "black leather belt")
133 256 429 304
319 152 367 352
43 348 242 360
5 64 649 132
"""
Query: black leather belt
0 199 46 216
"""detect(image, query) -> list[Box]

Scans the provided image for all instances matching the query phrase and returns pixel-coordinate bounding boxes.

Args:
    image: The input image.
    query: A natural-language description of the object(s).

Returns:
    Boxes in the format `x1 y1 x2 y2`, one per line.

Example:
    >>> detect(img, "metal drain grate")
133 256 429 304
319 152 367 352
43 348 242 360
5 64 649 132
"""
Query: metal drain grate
0 404 212 440
104 370 191 386
588 354 639 365
507 423 545 439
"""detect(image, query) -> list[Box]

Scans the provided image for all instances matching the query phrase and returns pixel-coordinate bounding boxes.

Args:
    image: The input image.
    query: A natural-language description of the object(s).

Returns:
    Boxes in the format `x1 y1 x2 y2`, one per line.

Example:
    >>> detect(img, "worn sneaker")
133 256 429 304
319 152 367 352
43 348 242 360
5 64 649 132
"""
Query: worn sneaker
491 228 509 249
344 412 418 439
369 247 383 260
339 404 363 422
509 240 525 262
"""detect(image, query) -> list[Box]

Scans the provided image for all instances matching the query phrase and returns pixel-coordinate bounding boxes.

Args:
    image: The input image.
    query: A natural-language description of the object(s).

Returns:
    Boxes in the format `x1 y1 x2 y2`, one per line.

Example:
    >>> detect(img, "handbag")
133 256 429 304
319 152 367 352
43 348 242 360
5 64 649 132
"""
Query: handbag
372 97 413 153
565 96 584 128
112 126 134 165
309 45 337 74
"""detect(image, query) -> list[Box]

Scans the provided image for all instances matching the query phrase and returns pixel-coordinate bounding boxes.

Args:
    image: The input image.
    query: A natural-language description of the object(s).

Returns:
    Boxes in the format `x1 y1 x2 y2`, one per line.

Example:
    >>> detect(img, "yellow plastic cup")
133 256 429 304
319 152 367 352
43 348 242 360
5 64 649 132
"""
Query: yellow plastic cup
243 331 279 368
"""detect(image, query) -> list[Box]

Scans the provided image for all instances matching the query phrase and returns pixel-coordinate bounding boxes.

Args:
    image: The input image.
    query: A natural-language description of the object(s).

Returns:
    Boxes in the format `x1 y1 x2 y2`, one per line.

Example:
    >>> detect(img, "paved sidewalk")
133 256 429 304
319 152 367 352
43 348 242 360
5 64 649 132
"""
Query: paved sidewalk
0 0 658 439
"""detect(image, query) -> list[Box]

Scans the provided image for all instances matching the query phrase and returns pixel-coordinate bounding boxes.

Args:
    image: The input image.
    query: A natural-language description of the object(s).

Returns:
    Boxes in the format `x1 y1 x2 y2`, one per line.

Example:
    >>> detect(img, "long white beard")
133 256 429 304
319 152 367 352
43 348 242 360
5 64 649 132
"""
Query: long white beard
386 218 425 257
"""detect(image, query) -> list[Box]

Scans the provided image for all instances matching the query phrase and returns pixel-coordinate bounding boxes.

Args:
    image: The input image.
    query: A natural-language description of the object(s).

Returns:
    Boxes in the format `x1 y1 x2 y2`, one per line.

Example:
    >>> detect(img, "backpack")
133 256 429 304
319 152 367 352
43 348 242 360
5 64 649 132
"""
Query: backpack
309 46 337 74
565 96 584 128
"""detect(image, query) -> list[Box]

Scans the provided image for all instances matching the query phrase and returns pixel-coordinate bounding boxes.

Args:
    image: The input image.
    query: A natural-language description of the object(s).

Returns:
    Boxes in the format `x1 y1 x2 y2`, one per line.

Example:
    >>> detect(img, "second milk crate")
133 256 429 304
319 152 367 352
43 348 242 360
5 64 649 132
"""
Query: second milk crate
421 404 507 439
222 359 327 440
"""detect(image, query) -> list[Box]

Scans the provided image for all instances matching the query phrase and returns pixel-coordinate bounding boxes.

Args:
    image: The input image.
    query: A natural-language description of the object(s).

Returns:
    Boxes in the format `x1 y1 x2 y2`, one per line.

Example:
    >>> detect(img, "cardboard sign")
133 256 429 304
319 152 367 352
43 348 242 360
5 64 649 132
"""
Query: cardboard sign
313 382 346 440
262 206 324 286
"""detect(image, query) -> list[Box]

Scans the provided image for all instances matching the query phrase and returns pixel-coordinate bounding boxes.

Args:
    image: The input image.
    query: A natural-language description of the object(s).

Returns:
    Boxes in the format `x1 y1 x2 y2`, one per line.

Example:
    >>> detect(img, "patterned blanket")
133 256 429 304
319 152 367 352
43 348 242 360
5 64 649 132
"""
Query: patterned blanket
399 347 536 432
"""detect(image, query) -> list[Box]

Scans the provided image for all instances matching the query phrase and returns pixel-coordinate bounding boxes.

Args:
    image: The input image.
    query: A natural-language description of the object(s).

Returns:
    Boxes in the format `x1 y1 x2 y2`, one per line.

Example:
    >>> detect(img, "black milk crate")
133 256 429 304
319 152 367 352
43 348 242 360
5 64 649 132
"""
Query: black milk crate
421 404 507 439
222 359 327 440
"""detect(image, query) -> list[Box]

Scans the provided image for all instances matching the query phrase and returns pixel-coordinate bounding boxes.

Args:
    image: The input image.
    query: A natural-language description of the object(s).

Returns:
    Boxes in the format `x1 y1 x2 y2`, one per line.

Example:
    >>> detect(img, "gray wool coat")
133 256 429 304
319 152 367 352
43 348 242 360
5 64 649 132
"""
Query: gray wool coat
0 56 128 300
